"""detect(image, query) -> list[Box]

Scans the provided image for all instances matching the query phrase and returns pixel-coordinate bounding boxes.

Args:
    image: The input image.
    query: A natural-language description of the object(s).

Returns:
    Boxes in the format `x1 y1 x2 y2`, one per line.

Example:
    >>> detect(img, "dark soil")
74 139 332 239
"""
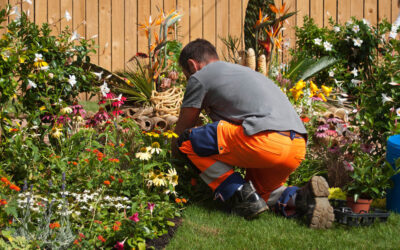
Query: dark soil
146 217 183 250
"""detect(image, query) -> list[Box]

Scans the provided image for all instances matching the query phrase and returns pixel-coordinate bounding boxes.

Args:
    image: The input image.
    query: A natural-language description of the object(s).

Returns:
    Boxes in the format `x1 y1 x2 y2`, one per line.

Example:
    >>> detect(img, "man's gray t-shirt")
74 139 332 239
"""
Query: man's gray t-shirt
181 61 307 136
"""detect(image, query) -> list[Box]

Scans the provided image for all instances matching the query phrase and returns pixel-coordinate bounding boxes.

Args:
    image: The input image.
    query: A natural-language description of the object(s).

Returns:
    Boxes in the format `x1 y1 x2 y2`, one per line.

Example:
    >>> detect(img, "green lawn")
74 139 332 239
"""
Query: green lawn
167 200 400 249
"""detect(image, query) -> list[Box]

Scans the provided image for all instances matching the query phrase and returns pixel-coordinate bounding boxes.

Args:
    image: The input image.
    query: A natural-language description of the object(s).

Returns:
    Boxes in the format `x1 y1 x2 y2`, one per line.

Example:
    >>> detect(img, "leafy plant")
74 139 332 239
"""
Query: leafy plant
345 152 400 201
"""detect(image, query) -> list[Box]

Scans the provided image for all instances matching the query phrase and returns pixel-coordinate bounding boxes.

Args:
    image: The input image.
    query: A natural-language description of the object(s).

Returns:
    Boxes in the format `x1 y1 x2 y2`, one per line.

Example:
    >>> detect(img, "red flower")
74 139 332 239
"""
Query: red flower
49 222 60 229
0 199 7 205
112 224 120 231
112 110 123 117
1 177 10 186
85 148 91 152
79 233 85 238
301 116 310 123
98 235 106 243
135 52 148 58
118 178 123 183
114 241 125 250
73 239 80 245
9 184 20 191
110 175 115 181
94 220 102 224
104 180 111 185
129 212 140 222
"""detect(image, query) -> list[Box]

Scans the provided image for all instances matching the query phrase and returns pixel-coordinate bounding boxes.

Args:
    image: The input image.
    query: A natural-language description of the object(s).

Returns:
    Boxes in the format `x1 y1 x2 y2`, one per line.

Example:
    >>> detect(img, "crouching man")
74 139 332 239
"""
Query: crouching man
172 39 334 229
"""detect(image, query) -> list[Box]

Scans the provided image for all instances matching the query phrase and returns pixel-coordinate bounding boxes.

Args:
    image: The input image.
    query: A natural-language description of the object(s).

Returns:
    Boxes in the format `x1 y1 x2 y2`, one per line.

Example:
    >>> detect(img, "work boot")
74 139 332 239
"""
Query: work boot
295 176 335 229
230 181 269 219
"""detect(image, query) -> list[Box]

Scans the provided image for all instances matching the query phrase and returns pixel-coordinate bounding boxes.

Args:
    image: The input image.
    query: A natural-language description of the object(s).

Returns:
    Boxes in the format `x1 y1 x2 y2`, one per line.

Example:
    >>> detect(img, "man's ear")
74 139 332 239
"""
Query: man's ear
187 59 198 74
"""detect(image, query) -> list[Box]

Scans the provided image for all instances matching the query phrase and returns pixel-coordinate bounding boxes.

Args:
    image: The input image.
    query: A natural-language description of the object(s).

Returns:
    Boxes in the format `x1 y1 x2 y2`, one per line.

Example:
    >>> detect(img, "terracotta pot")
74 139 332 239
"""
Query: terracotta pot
346 197 372 214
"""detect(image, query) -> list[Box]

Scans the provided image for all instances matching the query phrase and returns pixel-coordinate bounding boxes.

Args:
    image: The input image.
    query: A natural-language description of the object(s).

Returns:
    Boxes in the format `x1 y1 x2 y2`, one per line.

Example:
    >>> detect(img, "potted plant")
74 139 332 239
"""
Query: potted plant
344 152 400 213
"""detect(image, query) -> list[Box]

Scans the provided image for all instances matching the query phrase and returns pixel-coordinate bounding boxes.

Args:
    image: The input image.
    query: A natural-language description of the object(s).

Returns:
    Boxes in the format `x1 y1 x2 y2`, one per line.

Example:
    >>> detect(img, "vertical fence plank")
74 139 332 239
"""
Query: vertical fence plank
138 0 151 53
190 0 202 40
242 0 249 51
61 0 73 31
338 0 351 24
351 0 364 20
86 0 99 65
164 0 176 12
310 0 324 27
392 0 400 23
99 0 111 70
35 0 48 26
216 0 229 56
152 0 163 15
176 0 190 45
379 0 392 22
297 0 309 27
230 0 242 42
125 0 137 68
324 0 337 27
365 0 378 25
0 0 8 36
203 0 216 46
22 0 34 22
112 0 124 72
283 0 296 64
164 0 176 40
73 0 86 37
48 0 60 35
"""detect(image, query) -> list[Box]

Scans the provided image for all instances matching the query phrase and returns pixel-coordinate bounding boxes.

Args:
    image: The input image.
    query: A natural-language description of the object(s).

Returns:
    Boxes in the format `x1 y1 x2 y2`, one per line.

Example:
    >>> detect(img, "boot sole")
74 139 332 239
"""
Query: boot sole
309 176 335 229
246 205 269 220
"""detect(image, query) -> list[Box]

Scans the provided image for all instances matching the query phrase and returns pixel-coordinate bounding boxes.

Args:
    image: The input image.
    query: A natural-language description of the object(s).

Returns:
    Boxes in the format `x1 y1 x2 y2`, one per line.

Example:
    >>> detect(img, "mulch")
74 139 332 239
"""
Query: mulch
146 217 183 250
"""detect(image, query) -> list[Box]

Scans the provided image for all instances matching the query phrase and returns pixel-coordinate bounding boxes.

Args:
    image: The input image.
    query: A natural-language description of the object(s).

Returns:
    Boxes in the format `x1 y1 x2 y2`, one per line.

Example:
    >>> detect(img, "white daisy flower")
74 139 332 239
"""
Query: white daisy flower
135 151 152 161
382 94 394 104
60 107 73 114
323 41 333 51
396 108 400 116
68 75 77 87
100 81 110 97
329 71 335 77
333 26 340 33
352 25 360 33
362 19 370 26
92 71 103 81
28 79 37 89
353 38 363 47
350 68 358 77
389 30 398 39
314 38 322 45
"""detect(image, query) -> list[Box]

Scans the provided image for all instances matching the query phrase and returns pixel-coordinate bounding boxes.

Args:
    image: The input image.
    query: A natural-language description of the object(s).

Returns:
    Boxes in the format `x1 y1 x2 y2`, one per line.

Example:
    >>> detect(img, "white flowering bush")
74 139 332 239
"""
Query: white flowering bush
291 16 400 152
0 5 97 143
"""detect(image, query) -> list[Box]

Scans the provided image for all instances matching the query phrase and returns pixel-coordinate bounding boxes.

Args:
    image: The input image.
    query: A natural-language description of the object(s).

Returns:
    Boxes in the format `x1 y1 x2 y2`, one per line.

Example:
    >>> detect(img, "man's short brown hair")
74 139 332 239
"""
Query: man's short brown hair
179 39 219 72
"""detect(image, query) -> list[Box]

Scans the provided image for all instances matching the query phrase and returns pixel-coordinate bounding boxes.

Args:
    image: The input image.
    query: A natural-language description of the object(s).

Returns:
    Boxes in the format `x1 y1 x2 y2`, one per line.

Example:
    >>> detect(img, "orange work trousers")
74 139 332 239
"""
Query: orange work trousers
179 121 306 202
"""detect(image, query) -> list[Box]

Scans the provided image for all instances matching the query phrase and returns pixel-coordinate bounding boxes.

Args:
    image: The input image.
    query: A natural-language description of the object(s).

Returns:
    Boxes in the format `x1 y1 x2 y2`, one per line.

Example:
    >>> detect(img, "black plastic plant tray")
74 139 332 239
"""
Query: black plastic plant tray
334 207 390 226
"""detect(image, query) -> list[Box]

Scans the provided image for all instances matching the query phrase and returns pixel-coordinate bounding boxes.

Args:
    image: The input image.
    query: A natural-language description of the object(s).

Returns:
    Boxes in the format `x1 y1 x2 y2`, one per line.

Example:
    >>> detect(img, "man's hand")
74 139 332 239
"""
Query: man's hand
172 107 201 158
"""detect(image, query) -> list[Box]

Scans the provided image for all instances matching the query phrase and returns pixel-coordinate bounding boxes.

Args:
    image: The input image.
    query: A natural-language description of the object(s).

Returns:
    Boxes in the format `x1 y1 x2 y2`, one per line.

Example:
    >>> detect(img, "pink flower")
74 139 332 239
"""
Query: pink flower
311 96 323 101
315 131 327 138
129 212 139 222
112 110 123 117
325 130 338 137
147 202 155 213
317 124 329 131
114 241 124 250
327 117 343 124
343 161 354 172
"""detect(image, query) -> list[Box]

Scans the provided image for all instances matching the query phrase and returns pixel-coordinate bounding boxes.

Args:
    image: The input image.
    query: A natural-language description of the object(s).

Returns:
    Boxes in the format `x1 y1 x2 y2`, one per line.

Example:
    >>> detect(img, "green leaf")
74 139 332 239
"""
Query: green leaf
297 57 339 81
138 242 146 250
167 221 175 227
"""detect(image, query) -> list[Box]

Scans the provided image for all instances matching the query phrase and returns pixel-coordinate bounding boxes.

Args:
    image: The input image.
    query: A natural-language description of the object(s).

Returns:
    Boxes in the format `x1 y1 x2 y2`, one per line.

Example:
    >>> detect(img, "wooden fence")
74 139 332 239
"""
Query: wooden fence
1 0 399 72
